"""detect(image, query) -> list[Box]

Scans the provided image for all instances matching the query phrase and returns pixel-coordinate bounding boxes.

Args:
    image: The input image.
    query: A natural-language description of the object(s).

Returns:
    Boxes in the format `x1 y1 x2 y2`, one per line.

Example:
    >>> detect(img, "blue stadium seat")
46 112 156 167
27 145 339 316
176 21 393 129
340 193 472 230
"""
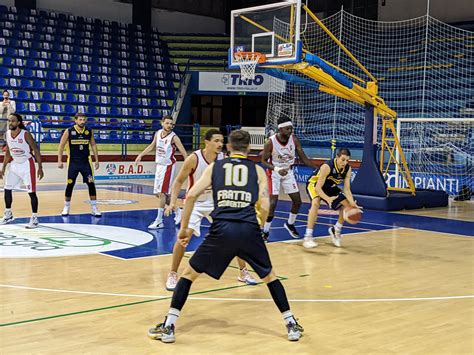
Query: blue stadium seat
110 96 119 106
65 104 75 114
42 92 53 101
32 79 43 89
88 95 98 104
44 80 56 90
109 107 119 116
15 102 26 112
40 103 51 113
67 82 77 91
87 106 97 115
17 90 28 100
20 79 31 88
0 66 10 75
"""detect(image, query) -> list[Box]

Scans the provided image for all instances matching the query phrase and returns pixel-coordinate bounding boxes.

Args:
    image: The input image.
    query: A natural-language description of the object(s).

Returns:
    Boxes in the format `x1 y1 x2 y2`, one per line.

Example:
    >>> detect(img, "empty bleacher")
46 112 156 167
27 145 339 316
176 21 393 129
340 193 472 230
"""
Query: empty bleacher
161 33 229 72
0 5 182 144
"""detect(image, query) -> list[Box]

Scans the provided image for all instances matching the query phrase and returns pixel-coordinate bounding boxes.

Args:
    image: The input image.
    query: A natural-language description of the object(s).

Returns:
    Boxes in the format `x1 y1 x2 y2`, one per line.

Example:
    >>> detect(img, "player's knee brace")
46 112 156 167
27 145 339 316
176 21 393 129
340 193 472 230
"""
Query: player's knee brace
65 179 76 198
87 182 96 197
28 192 38 213
4 189 12 208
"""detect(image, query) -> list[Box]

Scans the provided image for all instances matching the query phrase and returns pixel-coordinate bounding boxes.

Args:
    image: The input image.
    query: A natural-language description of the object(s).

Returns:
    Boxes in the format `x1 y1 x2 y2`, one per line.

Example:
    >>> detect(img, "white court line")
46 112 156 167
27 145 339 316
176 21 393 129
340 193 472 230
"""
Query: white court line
394 227 474 239
274 209 397 229
1 284 472 303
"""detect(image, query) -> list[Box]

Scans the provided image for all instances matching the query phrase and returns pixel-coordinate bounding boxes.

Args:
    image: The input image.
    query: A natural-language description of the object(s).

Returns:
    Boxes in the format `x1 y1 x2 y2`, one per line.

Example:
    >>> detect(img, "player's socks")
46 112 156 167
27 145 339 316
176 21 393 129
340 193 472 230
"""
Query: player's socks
156 208 164 222
263 221 272 233
304 228 313 237
164 308 180 327
288 213 297 225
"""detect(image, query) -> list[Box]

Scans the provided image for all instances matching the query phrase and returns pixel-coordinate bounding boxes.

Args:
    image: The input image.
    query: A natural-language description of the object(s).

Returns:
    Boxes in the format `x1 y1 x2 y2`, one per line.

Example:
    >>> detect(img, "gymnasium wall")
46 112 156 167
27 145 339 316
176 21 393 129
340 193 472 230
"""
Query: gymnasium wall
379 0 474 22
0 0 225 32
35 0 132 23
151 8 225 33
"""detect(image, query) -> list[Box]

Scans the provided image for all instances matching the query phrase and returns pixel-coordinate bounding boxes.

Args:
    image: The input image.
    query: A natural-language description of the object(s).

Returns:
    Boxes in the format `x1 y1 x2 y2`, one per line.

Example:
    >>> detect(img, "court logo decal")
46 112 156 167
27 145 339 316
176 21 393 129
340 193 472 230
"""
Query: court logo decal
0 224 153 258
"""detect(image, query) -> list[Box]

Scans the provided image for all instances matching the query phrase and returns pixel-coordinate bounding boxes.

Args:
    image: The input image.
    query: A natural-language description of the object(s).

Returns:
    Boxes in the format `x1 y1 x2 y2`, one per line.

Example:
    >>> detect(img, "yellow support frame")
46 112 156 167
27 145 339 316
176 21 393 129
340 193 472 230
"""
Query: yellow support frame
380 118 416 194
236 2 416 195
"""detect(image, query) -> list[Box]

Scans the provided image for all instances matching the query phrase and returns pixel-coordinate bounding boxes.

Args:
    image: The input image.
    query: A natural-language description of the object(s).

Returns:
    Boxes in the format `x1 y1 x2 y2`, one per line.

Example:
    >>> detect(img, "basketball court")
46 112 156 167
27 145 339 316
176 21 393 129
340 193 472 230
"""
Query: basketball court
1 0 473 353
0 182 473 353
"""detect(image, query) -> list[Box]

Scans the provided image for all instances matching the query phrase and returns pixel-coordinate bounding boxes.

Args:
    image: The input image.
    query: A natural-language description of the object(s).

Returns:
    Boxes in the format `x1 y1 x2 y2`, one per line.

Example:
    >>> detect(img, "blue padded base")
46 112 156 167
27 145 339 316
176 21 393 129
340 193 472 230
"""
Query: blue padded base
354 189 448 211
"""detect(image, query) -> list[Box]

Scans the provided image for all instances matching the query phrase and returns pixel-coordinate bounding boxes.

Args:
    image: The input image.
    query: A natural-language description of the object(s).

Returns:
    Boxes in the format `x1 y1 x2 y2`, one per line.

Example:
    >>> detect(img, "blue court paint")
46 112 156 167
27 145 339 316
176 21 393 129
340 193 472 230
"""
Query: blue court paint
5 185 472 260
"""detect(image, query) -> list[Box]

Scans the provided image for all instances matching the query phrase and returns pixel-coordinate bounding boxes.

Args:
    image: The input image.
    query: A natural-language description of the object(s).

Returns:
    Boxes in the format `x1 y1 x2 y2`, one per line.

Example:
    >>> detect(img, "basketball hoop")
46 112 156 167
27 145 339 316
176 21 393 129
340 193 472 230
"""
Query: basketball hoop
234 52 266 81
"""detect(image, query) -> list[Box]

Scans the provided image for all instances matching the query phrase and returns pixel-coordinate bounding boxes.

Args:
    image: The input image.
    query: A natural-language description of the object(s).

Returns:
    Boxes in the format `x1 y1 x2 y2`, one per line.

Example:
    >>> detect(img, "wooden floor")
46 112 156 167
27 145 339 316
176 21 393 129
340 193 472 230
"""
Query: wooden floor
1 184 473 354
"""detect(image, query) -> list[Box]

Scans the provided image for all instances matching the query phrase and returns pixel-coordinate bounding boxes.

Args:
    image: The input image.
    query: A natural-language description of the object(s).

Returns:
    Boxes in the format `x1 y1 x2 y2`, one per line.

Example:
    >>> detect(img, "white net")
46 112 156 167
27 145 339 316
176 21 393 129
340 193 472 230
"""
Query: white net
235 52 262 81
266 10 473 198
397 118 473 199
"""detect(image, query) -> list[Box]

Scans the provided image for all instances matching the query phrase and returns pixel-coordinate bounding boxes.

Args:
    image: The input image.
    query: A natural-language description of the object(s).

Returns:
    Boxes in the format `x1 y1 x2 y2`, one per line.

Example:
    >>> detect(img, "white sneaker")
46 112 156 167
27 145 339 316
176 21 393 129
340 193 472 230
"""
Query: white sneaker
61 206 70 216
148 219 164 229
237 267 257 285
174 208 182 225
287 321 304 341
329 226 342 247
303 236 317 249
91 208 102 217
166 271 178 291
25 216 39 229
0 211 14 225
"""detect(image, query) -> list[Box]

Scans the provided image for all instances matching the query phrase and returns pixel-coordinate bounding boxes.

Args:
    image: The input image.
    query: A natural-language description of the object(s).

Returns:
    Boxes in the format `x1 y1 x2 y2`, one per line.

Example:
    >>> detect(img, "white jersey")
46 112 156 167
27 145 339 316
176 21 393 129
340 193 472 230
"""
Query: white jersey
155 129 176 165
6 129 32 164
188 149 224 204
269 134 296 170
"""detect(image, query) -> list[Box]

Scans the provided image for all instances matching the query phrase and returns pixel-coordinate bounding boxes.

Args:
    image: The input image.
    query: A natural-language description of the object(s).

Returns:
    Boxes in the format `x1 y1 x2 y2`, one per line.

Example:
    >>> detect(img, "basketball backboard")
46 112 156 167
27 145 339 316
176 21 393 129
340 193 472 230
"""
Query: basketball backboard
229 0 302 69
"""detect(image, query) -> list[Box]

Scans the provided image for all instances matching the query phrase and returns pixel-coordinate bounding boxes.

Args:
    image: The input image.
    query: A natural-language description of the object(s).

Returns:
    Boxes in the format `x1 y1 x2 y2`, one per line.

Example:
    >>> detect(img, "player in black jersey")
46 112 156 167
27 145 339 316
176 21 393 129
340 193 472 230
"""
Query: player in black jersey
148 130 304 343
303 148 360 248
57 113 101 217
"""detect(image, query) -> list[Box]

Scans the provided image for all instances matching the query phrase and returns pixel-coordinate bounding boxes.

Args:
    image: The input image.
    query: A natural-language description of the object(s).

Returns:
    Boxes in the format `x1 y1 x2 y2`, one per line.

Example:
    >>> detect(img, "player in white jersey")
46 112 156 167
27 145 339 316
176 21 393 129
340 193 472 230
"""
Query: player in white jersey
163 129 256 290
0 113 44 228
261 117 316 241
135 116 188 229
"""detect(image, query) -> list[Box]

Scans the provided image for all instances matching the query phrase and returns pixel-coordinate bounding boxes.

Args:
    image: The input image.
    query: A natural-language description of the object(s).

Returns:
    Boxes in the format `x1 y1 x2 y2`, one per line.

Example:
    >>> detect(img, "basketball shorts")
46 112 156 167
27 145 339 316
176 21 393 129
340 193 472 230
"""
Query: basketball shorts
306 181 346 210
153 163 176 194
188 203 214 237
267 168 299 195
68 160 94 184
189 219 273 280
4 158 36 193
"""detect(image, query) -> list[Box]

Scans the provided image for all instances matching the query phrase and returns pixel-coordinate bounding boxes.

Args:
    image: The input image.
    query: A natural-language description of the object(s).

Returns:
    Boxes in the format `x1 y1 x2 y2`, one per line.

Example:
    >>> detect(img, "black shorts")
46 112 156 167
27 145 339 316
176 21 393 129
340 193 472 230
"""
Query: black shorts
189 220 273 280
307 183 346 210
68 160 94 184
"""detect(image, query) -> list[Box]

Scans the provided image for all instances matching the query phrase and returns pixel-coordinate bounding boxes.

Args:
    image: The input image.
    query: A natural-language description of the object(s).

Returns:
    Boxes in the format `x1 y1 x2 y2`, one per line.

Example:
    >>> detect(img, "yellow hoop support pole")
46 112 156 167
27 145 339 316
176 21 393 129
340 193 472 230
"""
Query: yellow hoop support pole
239 13 367 85
302 4 377 83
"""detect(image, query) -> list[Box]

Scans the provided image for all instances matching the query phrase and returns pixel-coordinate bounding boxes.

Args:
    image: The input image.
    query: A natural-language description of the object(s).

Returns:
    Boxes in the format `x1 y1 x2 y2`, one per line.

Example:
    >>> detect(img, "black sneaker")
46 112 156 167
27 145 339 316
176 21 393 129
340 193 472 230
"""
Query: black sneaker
262 230 270 242
148 322 175 343
284 223 300 238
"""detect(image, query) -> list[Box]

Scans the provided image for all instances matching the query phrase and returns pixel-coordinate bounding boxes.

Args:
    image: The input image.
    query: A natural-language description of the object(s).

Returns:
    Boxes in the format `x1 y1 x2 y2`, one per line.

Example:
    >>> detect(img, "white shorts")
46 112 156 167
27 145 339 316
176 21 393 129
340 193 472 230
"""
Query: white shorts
4 158 36 193
188 203 214 237
267 168 299 195
153 163 176 194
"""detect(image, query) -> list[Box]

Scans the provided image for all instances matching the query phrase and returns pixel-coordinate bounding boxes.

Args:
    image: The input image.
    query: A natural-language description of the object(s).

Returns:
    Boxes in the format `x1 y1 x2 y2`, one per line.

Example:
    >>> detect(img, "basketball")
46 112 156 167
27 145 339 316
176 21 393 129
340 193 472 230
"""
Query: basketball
343 206 362 224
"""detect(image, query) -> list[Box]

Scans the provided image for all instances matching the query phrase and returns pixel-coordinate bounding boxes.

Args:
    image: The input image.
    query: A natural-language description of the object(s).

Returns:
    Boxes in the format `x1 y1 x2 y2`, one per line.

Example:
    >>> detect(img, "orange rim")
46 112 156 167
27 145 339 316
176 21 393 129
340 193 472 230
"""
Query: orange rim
234 51 266 64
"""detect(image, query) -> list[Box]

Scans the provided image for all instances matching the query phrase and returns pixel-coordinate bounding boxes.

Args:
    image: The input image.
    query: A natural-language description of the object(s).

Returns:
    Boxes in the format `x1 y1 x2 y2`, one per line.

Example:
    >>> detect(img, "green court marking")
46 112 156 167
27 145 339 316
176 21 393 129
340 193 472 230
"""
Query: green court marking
0 280 279 327
299 274 310 277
